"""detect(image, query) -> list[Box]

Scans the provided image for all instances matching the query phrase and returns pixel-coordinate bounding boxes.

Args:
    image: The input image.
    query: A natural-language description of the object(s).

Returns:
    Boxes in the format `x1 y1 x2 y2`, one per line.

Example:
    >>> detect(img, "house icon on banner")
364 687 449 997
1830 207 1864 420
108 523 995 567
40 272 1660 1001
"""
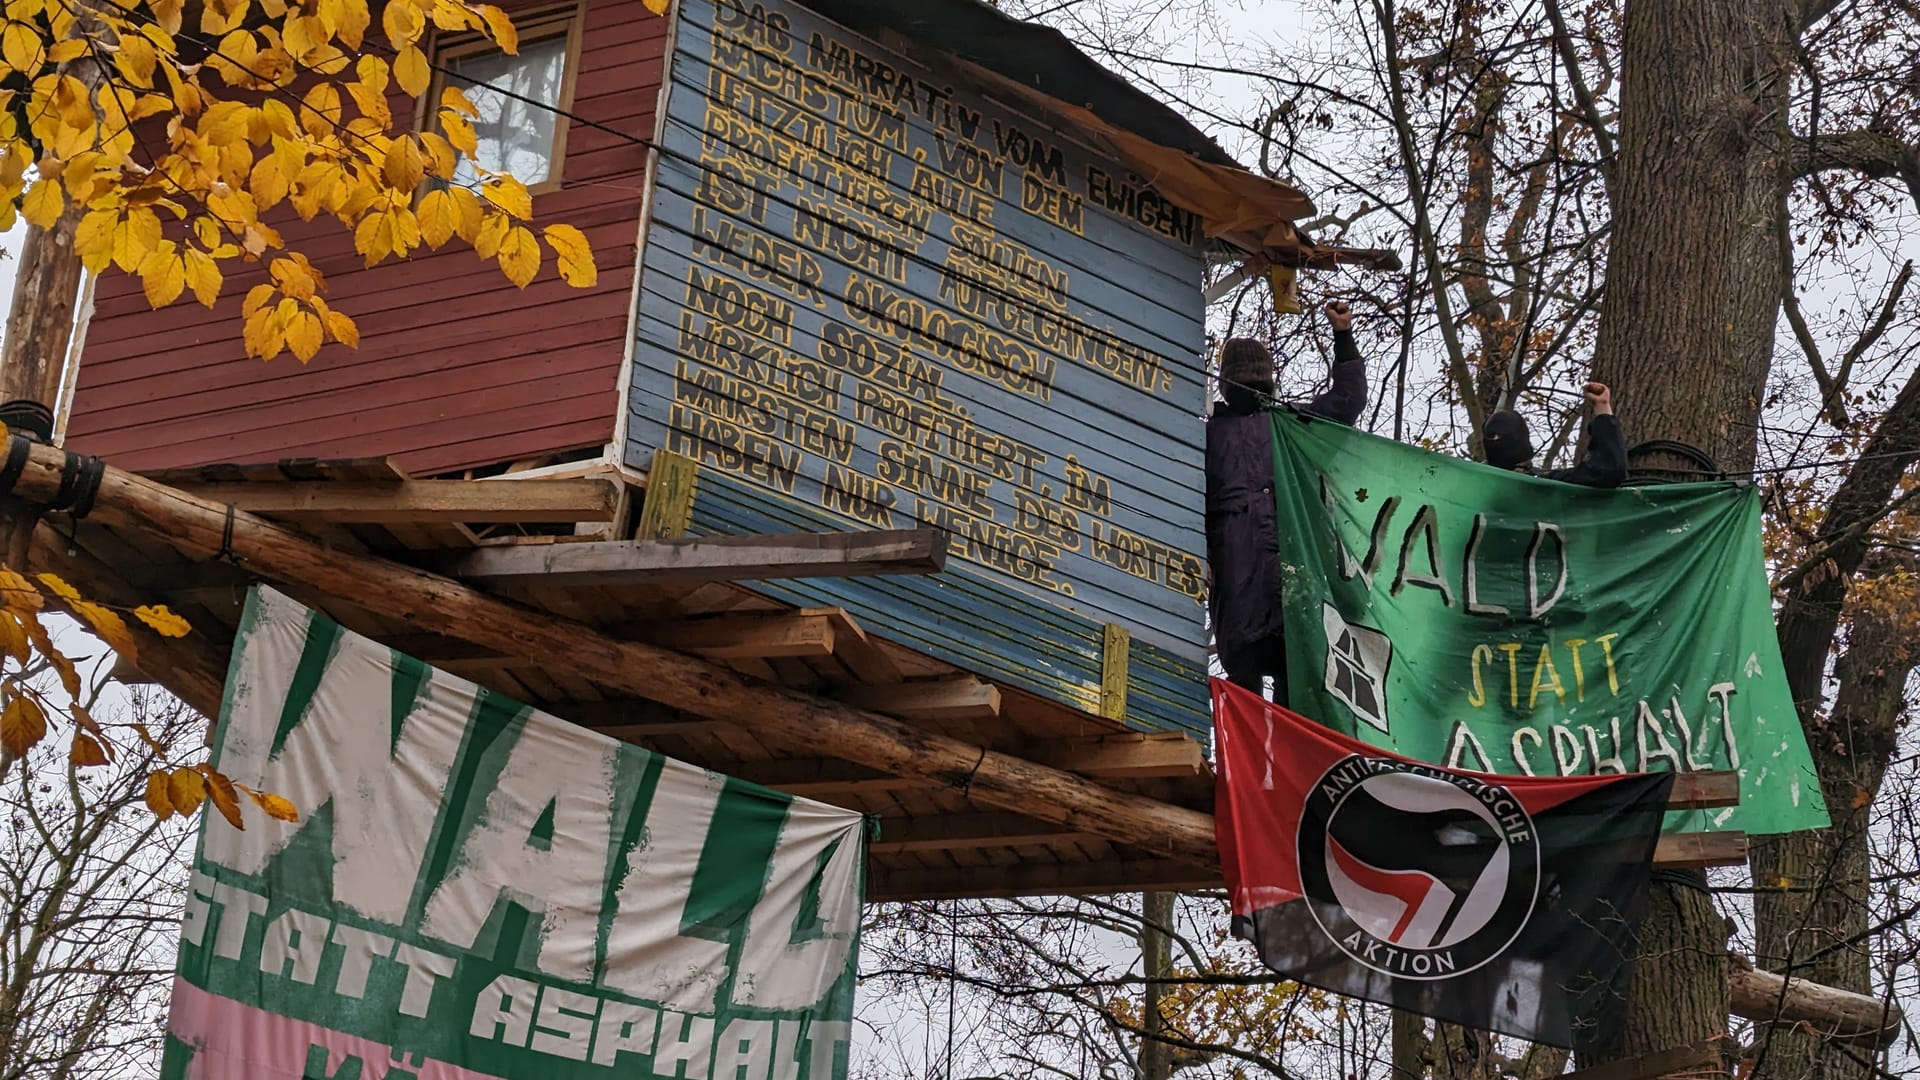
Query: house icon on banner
1322 603 1393 734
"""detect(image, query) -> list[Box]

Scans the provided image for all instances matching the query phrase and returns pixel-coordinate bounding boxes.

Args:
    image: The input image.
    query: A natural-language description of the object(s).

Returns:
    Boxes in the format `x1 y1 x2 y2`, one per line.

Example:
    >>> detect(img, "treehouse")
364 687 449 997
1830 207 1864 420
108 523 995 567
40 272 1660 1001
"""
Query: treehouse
50 0 1393 899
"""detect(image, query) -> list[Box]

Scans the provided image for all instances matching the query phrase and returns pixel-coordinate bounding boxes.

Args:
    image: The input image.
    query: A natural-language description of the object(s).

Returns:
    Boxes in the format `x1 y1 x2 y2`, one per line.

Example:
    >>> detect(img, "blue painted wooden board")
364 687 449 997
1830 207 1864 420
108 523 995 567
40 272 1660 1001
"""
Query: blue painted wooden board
626 0 1212 730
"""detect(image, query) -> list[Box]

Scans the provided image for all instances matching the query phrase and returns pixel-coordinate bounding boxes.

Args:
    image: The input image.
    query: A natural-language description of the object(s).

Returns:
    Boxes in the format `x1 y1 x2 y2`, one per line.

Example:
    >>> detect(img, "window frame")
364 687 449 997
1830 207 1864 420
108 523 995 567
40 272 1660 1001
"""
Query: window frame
421 1 587 197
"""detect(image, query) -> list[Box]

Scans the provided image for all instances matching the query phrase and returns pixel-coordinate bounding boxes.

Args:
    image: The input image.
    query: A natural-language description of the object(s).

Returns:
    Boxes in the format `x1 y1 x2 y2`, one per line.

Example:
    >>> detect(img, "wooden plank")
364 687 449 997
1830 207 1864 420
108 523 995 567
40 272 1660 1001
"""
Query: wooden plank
834 676 1001 721
593 718 735 741
1100 623 1129 722
0 445 1262 880
729 758 942 799
437 528 949 587
810 608 903 685
634 612 837 659
1029 732 1206 780
1560 1042 1717 1080
33 532 231 721
139 457 406 487
1729 959 1903 1043
635 449 697 539
869 858 1223 902
167 478 619 523
1668 770 1740 810
870 813 1085 855
1653 831 1747 869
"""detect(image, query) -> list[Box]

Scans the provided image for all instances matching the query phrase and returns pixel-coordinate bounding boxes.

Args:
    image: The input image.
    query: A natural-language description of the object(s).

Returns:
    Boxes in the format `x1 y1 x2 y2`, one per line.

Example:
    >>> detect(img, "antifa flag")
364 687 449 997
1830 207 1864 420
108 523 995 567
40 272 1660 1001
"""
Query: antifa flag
1214 679 1673 1050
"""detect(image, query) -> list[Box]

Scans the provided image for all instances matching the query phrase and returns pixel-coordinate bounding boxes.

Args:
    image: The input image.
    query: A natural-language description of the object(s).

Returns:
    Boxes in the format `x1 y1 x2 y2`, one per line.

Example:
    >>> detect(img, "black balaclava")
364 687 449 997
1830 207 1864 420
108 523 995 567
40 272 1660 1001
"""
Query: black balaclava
1483 410 1535 469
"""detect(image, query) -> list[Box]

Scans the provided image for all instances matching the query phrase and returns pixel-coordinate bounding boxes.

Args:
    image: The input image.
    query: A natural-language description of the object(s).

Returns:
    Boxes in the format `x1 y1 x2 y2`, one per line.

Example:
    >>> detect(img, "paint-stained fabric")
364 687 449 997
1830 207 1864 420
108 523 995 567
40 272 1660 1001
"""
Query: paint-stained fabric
163 586 863 1080
1265 409 1829 836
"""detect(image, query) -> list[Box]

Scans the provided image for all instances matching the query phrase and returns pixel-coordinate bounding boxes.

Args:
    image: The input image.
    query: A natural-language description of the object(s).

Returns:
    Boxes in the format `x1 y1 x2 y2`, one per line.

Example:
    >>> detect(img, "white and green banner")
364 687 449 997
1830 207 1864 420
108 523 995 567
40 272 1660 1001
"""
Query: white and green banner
163 586 865 1079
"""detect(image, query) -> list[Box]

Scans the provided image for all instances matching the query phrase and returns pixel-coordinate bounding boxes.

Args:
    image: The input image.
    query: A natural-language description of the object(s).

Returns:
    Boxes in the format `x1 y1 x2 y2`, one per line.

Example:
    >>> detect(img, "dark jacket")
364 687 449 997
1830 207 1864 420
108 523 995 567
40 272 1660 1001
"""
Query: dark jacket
1534 415 1627 487
1205 329 1366 660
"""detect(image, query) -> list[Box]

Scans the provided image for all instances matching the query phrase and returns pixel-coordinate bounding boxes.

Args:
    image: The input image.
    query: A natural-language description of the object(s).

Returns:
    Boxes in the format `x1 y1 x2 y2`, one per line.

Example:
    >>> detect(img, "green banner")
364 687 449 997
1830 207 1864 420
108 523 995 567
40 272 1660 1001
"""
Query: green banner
1270 411 1828 836
163 586 864 1079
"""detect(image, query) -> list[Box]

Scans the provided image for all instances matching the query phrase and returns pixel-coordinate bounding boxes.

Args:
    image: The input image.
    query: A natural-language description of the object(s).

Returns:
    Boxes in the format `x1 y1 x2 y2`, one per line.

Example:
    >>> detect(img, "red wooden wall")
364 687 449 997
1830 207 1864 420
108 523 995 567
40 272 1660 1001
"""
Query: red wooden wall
64 0 667 476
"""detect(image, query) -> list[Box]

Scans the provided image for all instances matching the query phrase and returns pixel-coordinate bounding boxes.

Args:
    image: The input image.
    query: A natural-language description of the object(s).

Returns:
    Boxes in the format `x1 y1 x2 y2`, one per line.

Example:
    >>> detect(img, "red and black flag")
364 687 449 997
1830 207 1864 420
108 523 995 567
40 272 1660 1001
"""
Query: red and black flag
1214 679 1674 1050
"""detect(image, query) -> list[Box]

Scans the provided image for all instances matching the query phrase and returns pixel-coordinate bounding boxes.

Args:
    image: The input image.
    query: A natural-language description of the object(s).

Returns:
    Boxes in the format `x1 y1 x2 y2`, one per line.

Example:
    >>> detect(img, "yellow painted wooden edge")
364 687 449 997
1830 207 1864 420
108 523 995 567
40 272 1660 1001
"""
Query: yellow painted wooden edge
1100 623 1130 722
636 449 699 540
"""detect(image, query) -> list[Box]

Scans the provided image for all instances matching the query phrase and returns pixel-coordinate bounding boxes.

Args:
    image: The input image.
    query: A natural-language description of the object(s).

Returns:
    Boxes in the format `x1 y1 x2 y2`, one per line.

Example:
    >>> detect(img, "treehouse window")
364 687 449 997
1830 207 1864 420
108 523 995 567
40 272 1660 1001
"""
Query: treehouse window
427 5 583 193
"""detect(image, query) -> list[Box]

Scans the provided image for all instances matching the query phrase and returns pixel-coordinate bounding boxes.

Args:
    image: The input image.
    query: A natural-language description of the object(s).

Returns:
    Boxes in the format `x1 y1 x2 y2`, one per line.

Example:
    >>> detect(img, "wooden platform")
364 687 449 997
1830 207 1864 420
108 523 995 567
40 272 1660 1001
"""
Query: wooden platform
71 456 1746 901
87 458 1222 901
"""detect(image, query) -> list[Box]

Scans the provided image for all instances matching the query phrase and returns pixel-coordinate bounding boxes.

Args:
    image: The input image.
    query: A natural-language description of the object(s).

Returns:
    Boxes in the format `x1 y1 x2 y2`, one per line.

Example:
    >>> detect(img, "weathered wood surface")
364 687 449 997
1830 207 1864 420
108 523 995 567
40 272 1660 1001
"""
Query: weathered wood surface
834 676 1000 720
1560 1042 1717 1080
63 0 663 476
29 531 229 719
23 446 1897 1034
1729 958 1902 1045
437 528 949 585
13 442 1221 865
624 0 1215 737
169 477 619 523
32 440 1759 877
1650 831 1747 870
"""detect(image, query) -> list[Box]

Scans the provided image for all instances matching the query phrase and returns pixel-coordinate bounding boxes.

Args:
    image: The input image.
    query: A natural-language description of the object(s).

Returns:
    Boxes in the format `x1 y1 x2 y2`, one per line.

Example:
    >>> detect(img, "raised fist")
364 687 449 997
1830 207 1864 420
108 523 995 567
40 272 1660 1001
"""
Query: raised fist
1583 381 1612 415
1325 301 1354 332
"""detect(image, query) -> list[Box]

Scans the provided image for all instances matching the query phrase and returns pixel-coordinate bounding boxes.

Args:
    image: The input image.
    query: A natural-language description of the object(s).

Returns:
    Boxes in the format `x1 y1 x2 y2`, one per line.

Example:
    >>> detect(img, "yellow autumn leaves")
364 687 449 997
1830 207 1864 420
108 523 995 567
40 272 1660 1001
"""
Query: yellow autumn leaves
0 560 295 830
2 0 602 362
144 762 297 828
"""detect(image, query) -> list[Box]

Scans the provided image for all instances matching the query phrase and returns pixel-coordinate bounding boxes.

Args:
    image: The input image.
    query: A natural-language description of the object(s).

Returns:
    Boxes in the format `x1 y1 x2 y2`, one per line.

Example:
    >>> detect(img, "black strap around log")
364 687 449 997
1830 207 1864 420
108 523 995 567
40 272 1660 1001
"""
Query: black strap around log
0 435 30 498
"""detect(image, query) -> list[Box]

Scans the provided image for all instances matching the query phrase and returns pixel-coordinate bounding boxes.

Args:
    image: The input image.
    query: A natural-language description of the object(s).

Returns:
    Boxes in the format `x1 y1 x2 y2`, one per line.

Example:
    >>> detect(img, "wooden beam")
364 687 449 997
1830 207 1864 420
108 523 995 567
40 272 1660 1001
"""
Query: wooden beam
30 532 230 721
870 813 1085 855
542 699 733 740
1029 732 1207 780
1668 770 1740 810
1652 831 1746 869
1730 959 1902 1044
117 560 256 597
633 612 837 659
167 478 619 524
6 441 1765 911
1560 1041 1717 1080
436 529 949 587
807 608 902 684
728 758 941 799
834 676 1001 721
869 858 1221 902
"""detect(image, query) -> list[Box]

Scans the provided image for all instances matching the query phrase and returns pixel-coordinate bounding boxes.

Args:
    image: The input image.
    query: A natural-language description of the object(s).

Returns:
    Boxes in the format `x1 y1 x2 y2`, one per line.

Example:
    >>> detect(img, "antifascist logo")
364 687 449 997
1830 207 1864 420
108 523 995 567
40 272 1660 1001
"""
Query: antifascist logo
1297 755 1540 980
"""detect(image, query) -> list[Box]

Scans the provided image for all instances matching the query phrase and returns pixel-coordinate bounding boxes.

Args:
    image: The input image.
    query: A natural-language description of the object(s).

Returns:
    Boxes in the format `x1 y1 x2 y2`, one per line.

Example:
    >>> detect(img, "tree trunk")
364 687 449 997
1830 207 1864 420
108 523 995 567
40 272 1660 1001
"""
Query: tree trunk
1139 891 1174 1080
1589 0 1792 476
1391 1012 1427 1079
0 167 88 566
1585 0 1796 1068
0 214 85 410
1747 553 1914 1080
